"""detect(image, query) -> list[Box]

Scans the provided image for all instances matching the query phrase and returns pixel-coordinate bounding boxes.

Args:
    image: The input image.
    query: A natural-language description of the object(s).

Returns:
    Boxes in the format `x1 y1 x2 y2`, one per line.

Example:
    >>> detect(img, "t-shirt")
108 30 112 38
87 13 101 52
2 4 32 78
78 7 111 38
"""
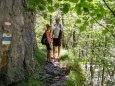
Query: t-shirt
53 24 63 38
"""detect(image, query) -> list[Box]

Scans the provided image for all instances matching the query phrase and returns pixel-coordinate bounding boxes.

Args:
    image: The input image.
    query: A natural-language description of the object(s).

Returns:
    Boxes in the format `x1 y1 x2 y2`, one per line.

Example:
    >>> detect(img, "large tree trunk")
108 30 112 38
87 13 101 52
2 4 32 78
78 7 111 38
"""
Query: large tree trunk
0 0 37 85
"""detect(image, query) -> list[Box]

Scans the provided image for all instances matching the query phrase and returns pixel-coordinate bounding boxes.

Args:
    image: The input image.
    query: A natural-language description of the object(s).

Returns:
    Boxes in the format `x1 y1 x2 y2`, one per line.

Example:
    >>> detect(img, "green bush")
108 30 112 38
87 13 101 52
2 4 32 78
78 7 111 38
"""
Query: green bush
62 49 86 86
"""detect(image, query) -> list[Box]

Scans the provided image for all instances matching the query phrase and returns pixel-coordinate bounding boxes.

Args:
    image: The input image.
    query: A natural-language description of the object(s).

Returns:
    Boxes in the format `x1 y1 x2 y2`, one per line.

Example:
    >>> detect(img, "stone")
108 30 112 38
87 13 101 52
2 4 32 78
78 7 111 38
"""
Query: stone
41 61 71 86
0 0 38 85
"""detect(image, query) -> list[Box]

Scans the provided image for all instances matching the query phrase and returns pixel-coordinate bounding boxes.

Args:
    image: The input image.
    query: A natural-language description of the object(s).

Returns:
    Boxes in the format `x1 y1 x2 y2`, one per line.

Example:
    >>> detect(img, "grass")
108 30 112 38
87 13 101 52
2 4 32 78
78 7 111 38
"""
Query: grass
34 49 46 65
60 49 86 86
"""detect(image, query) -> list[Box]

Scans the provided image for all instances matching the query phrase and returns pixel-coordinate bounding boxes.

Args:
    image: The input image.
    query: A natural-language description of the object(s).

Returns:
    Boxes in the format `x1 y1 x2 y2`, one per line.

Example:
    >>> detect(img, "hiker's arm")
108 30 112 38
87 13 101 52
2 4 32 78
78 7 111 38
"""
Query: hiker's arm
60 24 63 40
52 30 54 38
60 31 63 40
45 31 50 44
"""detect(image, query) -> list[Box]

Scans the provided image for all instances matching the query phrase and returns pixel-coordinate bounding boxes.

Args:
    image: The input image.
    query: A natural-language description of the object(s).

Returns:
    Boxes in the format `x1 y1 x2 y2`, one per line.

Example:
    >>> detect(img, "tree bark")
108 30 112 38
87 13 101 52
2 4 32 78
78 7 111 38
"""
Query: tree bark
0 0 37 85
73 31 76 47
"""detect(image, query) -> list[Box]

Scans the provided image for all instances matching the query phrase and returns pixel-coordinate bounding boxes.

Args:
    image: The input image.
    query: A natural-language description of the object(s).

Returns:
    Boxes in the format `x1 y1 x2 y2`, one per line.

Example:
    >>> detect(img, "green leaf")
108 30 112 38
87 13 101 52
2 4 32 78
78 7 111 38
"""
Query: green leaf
69 0 79 3
80 1 90 8
90 13 95 16
94 8 100 14
102 29 108 34
48 6 54 13
47 0 52 3
75 4 82 15
39 0 46 5
62 3 70 14
96 13 103 20
87 0 93 2
75 4 79 10
109 29 114 34
77 10 82 15
99 6 105 13
95 16 101 20
76 19 81 24
83 7 89 12
82 17 87 20
54 3 60 8
90 19 94 24
79 26 85 32
84 21 89 26
28 0 39 6
37 5 45 11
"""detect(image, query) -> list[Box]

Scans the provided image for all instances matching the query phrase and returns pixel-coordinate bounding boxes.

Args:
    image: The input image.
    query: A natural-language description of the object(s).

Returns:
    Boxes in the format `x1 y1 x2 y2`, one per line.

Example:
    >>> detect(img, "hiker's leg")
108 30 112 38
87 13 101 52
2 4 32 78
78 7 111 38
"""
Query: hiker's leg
53 46 56 58
47 51 49 61
49 50 52 62
58 46 61 58
47 50 52 61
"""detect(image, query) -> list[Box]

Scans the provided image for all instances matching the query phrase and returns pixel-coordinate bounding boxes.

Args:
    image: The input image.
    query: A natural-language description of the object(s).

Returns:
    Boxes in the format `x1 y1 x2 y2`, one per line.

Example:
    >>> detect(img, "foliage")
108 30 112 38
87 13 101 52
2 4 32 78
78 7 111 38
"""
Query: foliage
27 0 115 37
26 0 115 85
34 45 46 65
60 49 86 86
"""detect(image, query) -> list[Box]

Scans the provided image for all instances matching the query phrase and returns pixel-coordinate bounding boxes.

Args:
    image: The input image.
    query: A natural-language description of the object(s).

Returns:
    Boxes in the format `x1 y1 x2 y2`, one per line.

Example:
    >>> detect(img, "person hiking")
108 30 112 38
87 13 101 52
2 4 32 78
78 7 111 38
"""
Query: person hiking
41 24 52 62
52 17 63 61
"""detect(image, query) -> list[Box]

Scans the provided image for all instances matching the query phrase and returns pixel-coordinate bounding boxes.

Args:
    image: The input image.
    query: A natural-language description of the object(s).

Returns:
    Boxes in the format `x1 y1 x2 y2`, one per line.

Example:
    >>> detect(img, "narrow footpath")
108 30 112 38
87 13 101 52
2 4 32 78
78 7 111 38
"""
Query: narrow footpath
40 52 70 86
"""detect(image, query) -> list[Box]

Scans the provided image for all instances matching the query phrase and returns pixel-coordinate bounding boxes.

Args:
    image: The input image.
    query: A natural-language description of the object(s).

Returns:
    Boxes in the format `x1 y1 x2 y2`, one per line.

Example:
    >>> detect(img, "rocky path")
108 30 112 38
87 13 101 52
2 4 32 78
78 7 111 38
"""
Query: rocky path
40 52 70 86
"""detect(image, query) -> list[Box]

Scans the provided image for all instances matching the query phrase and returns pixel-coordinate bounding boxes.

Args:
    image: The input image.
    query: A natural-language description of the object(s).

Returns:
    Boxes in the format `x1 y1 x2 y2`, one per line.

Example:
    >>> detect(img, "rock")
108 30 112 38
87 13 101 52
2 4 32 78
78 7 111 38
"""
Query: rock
0 0 37 85
41 61 71 86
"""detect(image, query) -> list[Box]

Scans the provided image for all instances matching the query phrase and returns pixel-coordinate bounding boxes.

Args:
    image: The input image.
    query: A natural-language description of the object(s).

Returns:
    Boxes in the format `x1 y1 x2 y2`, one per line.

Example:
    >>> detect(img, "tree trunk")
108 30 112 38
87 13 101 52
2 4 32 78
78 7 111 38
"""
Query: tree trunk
0 0 37 85
73 31 75 47
101 66 105 86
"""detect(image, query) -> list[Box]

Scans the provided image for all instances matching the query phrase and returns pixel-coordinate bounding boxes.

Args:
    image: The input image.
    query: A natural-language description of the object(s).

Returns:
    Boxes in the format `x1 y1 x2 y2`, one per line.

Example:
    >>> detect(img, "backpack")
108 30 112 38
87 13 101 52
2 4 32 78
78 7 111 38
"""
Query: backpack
41 32 48 45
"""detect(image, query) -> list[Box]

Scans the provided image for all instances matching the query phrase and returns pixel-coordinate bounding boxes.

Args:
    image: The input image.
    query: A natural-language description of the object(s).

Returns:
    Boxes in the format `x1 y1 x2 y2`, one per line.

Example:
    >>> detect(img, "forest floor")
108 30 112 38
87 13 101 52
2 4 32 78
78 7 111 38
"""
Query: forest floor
17 45 86 86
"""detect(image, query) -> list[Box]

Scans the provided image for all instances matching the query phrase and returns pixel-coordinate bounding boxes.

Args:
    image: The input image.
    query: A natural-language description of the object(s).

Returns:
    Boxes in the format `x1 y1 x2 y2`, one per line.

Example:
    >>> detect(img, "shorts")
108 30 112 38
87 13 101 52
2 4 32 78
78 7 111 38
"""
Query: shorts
53 38 61 47
46 43 51 50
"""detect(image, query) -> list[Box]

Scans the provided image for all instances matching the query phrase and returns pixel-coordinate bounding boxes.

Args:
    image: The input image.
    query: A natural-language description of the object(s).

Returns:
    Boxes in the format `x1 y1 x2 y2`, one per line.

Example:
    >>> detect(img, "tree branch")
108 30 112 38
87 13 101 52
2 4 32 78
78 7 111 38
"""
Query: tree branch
103 0 115 17
91 16 115 38
91 16 106 29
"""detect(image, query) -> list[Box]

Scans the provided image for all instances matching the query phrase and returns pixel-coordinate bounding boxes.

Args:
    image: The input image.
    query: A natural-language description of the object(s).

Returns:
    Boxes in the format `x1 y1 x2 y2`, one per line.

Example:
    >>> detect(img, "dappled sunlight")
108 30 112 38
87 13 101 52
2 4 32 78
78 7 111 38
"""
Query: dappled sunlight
0 0 114 86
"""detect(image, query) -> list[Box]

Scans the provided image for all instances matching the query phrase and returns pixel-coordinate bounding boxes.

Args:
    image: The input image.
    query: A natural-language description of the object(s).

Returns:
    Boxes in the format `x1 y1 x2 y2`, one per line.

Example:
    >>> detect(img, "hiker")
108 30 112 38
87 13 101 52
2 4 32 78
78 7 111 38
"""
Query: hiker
42 24 52 62
52 17 63 60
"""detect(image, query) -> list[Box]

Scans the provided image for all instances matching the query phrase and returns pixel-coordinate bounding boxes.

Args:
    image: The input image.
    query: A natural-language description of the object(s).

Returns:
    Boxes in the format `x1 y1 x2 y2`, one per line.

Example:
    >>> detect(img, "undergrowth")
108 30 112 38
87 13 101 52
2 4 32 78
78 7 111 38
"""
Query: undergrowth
61 49 86 86
34 46 46 65
17 46 86 86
